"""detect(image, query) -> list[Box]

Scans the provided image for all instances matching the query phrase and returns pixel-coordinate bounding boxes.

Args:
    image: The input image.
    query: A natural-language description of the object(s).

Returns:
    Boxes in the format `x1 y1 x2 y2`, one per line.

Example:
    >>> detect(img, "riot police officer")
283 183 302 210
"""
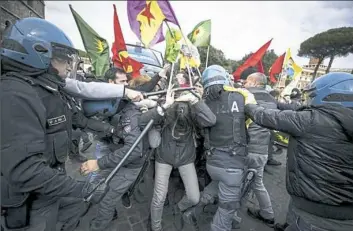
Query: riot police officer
245 72 353 231
0 18 140 231
200 65 248 231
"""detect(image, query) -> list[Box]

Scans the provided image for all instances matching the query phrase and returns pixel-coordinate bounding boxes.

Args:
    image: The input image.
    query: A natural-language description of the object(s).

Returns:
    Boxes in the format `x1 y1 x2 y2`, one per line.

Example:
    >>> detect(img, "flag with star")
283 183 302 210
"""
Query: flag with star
112 4 143 78
70 5 110 77
187 19 211 47
127 0 179 47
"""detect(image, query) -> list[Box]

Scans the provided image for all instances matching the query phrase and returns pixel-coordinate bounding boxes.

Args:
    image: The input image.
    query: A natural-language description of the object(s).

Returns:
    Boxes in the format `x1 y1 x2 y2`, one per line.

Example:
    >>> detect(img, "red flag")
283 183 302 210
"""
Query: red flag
257 60 264 74
112 4 143 78
269 52 286 83
233 39 273 80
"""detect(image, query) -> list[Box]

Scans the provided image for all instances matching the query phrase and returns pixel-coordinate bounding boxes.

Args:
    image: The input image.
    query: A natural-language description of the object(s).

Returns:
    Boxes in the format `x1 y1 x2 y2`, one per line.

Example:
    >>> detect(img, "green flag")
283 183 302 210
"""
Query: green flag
164 28 182 63
188 19 211 47
69 5 110 77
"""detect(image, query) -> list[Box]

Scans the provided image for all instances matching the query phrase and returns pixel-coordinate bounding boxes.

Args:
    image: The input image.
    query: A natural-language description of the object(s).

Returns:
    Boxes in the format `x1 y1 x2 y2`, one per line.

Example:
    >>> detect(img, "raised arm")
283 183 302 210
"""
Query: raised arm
245 104 313 137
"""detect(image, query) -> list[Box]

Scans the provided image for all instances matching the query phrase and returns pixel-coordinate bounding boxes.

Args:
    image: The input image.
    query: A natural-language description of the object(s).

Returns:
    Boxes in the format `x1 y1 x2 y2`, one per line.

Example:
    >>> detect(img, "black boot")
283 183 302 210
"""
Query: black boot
247 208 274 228
274 223 289 231
121 193 132 209
69 152 88 163
267 158 282 166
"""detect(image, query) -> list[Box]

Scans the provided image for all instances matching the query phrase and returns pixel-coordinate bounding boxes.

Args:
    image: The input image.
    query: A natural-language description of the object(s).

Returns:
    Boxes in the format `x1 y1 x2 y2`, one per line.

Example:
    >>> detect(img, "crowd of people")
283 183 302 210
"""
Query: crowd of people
1 18 353 231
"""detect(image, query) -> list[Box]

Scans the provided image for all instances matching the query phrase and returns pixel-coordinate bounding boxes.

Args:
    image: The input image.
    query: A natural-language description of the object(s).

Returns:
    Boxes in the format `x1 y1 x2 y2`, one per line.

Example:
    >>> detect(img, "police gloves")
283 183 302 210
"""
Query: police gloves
86 119 115 137
72 110 88 129
82 180 109 204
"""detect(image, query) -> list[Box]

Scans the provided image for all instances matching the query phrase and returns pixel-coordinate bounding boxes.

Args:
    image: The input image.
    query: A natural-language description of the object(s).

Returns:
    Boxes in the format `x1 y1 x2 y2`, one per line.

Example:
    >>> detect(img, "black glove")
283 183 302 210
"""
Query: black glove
72 110 88 129
86 119 115 137
82 180 109 204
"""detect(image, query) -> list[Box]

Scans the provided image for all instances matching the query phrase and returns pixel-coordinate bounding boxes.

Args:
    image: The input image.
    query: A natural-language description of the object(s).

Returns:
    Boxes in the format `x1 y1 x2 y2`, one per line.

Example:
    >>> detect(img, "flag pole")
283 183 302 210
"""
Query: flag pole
165 21 194 87
205 45 210 68
163 20 177 90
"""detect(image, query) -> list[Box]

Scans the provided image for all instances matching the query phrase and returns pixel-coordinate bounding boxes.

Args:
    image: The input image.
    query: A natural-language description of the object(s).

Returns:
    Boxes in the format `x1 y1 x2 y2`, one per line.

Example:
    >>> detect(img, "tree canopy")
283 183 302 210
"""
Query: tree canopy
298 27 353 78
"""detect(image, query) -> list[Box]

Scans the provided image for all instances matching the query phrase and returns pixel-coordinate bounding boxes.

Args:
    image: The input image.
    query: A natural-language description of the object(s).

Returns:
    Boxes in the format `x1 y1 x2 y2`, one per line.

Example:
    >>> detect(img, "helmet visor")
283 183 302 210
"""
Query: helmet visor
51 43 80 79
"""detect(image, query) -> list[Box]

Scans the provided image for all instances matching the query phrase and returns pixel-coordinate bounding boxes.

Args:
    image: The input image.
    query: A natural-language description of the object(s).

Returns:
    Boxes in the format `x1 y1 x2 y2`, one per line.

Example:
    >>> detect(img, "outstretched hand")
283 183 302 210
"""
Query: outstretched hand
162 87 175 109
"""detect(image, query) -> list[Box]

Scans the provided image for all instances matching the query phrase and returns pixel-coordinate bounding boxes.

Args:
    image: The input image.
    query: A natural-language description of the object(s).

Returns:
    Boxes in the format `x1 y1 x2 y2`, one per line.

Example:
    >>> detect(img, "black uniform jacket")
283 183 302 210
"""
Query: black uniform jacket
1 75 85 208
245 103 353 219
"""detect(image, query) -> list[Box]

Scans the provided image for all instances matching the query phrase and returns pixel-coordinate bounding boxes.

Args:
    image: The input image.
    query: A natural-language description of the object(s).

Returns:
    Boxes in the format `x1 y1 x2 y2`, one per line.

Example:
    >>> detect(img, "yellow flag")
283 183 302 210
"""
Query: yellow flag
179 37 201 70
136 1 166 47
284 48 302 80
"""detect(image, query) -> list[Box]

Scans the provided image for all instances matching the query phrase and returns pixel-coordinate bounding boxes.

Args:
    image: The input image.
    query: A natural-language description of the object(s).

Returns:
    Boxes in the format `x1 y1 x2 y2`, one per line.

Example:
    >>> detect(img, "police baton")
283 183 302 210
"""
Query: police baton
142 87 196 98
84 119 154 202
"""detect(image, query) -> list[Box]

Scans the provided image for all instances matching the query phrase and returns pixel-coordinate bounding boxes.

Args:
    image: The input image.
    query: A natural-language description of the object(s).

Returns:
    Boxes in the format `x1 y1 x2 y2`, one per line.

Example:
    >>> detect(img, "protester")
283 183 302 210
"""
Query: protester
198 65 249 231
176 71 191 87
140 86 216 231
0 18 146 231
243 72 276 227
129 64 170 92
244 72 353 231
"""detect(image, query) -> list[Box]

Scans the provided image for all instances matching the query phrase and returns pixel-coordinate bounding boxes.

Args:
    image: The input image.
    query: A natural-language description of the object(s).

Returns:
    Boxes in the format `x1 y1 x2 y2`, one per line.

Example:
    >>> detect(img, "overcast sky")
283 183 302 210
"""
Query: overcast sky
45 1 353 69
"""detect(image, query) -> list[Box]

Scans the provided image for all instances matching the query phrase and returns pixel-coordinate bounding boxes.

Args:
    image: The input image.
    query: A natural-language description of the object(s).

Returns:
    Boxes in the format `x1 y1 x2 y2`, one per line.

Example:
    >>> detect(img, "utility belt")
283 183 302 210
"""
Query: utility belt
292 196 353 220
205 145 247 157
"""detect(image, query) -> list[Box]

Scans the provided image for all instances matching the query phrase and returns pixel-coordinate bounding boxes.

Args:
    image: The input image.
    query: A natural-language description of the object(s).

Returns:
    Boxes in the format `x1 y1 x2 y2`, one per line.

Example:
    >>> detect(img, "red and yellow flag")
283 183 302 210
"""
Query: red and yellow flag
112 4 143 78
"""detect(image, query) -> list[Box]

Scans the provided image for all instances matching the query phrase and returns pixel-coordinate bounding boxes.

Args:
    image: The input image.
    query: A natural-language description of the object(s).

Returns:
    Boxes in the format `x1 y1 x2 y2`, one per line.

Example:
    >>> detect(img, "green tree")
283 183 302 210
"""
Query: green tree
298 27 353 79
199 45 230 70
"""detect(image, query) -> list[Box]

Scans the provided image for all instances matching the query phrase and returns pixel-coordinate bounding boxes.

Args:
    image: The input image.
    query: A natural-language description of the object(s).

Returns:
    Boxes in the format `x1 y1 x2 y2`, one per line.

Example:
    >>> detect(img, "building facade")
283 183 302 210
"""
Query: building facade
1 0 45 39
278 57 353 90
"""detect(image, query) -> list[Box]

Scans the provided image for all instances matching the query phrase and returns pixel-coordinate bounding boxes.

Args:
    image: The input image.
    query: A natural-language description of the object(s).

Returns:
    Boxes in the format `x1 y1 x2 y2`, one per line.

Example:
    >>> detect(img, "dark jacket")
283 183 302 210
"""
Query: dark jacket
247 87 277 155
97 102 144 169
140 101 216 167
1 73 86 210
245 103 353 220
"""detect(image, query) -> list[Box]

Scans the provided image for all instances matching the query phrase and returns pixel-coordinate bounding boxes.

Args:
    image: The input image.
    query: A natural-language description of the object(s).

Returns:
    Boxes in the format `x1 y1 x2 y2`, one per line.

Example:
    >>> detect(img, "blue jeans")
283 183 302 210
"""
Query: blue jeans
150 162 200 231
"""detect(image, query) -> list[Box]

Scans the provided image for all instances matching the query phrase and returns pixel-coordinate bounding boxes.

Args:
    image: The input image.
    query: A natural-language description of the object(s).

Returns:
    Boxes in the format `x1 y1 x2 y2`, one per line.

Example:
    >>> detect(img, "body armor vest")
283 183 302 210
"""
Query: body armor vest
2 73 72 171
205 91 247 156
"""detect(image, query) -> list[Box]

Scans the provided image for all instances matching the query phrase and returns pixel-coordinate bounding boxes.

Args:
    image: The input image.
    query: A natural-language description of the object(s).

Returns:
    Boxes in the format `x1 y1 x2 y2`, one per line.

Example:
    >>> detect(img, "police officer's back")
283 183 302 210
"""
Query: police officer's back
245 73 353 231
200 65 248 231
1 18 103 231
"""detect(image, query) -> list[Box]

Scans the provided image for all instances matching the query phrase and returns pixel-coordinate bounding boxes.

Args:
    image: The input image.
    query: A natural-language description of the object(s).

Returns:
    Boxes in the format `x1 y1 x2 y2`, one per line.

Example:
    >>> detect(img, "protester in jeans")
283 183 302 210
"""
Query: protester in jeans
144 85 216 231
244 72 276 227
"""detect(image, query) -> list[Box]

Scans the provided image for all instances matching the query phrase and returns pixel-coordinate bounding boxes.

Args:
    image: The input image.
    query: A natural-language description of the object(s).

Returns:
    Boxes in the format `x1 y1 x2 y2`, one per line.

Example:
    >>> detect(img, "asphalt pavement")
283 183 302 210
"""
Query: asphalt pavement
66 138 290 231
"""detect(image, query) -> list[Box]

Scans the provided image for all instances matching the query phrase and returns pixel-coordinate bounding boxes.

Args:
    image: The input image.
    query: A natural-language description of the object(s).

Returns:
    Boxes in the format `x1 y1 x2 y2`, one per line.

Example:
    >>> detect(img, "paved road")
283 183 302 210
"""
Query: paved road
67 140 289 231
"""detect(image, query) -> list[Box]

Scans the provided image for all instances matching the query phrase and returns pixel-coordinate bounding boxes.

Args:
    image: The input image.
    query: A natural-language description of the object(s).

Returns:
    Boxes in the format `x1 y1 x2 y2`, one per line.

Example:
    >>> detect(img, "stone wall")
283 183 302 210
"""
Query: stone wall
0 0 45 39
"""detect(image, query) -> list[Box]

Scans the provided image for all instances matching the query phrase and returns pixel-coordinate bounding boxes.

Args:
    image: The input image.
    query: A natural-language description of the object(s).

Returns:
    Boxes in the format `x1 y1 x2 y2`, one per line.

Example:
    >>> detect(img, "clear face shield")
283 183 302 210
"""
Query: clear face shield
50 43 80 80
